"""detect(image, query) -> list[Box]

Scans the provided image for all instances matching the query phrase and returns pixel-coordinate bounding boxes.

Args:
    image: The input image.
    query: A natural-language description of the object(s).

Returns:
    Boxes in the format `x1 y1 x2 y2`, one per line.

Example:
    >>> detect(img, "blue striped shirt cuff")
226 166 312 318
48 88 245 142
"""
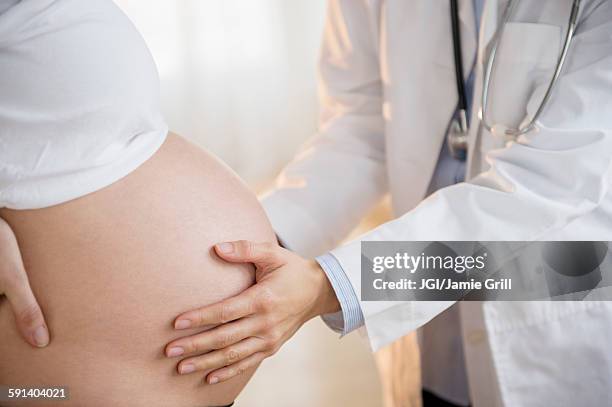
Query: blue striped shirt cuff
316 252 365 335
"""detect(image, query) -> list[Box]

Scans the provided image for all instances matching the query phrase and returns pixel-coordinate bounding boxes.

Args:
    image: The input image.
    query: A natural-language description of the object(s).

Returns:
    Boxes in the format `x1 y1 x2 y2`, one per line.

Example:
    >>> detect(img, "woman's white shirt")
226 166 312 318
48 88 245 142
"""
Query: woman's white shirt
0 0 168 209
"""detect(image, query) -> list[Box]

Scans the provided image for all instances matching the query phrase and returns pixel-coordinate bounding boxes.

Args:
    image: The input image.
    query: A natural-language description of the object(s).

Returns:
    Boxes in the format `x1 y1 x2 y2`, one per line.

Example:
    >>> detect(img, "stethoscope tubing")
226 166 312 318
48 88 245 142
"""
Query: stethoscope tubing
451 0 468 114
450 0 470 135
479 0 582 137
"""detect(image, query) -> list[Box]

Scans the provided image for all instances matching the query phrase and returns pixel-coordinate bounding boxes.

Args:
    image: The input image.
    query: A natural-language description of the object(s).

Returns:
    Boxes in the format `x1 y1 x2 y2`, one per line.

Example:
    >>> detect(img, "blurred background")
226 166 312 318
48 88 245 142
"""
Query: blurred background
117 0 326 191
115 1 420 406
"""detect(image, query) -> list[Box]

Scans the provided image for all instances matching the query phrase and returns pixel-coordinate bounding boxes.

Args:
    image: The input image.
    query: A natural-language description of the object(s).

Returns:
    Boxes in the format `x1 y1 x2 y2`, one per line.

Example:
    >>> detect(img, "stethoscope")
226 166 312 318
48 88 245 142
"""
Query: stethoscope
447 0 582 160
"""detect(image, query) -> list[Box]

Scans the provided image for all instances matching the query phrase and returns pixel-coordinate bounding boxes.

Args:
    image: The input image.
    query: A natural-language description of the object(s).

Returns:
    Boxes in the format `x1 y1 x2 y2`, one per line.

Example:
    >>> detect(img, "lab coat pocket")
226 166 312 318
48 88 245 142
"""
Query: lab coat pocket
484 301 612 406
479 22 562 155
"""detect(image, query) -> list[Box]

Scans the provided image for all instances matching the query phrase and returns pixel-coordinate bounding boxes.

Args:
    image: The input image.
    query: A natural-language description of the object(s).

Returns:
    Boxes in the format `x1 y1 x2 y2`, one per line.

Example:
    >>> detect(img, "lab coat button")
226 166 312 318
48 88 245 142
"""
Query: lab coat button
467 330 486 345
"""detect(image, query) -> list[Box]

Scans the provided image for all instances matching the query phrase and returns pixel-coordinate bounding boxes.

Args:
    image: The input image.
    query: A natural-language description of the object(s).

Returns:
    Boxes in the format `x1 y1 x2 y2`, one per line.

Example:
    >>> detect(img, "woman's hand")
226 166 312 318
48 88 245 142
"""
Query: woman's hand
165 240 340 384
0 217 50 347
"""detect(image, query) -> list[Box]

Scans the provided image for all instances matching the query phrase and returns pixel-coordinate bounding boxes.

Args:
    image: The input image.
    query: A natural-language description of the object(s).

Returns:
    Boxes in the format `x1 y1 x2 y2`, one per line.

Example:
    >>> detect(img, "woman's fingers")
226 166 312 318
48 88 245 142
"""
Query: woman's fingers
166 317 260 357
176 337 265 376
174 288 257 330
0 219 49 348
206 352 267 384
4 279 49 347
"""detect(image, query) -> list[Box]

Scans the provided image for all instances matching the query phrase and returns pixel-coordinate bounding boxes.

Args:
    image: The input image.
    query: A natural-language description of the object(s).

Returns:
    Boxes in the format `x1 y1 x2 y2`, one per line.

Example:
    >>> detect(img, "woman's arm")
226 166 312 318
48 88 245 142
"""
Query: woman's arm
0 217 49 347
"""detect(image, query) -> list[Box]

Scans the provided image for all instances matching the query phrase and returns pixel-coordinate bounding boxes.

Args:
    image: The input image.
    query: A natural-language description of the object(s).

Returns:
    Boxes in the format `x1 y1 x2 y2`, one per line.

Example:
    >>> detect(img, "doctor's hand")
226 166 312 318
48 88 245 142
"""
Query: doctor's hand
0 217 50 348
165 240 340 384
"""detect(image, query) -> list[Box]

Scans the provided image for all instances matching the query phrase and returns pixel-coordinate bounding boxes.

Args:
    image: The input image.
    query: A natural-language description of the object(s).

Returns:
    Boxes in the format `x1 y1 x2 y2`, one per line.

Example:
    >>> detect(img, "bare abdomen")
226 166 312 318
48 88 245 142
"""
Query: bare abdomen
0 134 274 406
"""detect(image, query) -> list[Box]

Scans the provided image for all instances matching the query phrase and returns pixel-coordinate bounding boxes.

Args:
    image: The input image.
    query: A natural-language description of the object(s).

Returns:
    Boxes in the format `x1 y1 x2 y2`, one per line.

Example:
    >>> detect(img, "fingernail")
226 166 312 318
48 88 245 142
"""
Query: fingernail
175 319 191 330
167 347 184 357
180 363 196 374
208 376 219 384
216 242 234 254
33 326 49 347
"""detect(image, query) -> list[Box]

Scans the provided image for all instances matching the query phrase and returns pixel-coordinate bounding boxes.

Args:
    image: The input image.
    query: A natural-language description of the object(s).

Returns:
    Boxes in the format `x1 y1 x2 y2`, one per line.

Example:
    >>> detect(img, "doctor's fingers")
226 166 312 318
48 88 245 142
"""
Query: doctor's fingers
214 240 287 271
166 316 261 357
206 352 267 384
203 317 299 384
173 286 259 330
176 336 267 380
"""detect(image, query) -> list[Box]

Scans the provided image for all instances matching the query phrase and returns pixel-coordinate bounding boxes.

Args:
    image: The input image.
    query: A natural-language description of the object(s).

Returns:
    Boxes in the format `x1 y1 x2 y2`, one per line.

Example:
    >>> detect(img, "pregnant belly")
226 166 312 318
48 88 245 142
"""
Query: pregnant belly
0 134 275 407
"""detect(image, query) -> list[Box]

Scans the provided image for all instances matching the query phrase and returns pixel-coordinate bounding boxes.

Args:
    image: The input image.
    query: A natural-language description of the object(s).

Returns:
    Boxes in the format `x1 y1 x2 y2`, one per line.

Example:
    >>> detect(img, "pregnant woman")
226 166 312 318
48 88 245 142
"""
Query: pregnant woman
0 0 275 405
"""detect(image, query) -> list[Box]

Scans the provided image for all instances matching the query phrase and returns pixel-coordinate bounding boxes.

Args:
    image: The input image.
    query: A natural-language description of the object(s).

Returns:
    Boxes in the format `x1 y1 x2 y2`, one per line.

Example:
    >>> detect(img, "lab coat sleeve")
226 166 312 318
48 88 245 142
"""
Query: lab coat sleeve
261 0 386 258
331 6 612 351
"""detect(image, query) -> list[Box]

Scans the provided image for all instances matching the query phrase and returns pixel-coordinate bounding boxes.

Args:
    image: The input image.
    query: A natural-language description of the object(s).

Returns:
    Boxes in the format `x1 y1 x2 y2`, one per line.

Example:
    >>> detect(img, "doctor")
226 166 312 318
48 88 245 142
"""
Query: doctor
167 0 612 405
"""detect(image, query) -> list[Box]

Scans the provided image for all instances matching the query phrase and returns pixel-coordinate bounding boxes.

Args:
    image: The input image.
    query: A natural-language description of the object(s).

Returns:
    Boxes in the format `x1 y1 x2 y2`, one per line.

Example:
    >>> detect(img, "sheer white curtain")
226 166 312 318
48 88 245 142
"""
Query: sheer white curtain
115 0 325 190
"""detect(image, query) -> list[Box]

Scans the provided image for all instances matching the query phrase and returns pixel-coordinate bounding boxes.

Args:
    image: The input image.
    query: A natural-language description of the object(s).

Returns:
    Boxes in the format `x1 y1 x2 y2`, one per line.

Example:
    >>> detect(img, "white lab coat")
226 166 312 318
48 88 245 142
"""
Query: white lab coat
263 0 612 405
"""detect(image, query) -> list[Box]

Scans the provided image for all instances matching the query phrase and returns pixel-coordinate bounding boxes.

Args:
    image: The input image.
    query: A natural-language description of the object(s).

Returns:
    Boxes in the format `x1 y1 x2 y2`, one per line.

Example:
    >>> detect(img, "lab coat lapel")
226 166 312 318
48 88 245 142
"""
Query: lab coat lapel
383 0 477 215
